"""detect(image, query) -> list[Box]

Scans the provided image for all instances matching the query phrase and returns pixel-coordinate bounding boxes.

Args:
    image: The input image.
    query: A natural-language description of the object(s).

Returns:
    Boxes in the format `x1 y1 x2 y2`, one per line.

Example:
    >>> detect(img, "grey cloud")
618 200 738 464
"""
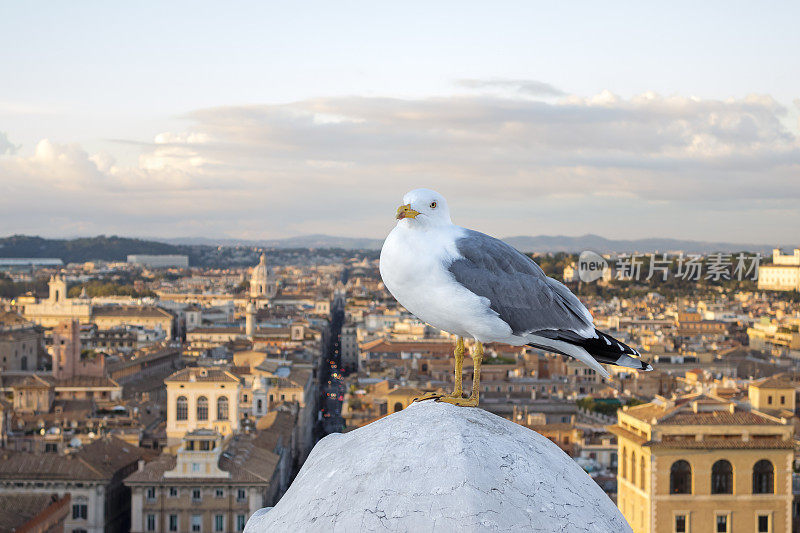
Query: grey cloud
2 91 800 239
457 78 566 97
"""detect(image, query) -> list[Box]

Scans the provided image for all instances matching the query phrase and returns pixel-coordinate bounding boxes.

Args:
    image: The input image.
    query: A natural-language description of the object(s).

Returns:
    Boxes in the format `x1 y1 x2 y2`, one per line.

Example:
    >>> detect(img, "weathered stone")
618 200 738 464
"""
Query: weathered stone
246 400 631 532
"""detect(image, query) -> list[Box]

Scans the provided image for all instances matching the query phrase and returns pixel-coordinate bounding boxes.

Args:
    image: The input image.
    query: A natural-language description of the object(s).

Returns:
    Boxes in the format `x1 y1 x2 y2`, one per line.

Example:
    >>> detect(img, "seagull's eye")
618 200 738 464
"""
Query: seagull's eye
430 201 437 209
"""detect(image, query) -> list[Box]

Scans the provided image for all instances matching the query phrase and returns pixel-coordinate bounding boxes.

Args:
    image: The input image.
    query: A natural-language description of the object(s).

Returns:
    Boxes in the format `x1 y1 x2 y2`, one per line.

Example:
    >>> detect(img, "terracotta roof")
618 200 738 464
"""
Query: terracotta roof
284 368 312 388
624 402 675 421
13 399 96 427
253 414 296 455
644 438 794 450
54 376 120 388
165 368 240 383
0 437 152 481
751 375 795 390
0 493 67 532
661 411 783 426
254 359 286 373
125 438 279 485
11 374 52 389
0 310 31 328
0 329 39 342
229 365 252 376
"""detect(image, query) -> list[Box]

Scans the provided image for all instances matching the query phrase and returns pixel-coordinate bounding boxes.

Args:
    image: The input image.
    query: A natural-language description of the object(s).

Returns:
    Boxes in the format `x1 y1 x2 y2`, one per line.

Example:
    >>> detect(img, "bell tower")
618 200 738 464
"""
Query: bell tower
48 274 68 303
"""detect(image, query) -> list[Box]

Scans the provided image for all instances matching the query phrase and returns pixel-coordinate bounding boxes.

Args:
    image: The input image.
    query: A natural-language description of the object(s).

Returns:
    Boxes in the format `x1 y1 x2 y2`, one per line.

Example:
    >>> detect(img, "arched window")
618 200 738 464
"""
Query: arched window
711 459 733 494
670 460 692 494
639 455 646 489
197 396 208 421
217 396 229 420
621 446 627 479
753 459 774 494
629 450 636 482
176 396 188 421
393 402 403 413
256 399 263 412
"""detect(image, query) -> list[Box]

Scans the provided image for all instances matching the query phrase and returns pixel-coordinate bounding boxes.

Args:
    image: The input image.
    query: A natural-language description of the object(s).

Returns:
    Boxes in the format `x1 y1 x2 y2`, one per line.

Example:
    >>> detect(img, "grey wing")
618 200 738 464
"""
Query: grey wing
448 230 595 338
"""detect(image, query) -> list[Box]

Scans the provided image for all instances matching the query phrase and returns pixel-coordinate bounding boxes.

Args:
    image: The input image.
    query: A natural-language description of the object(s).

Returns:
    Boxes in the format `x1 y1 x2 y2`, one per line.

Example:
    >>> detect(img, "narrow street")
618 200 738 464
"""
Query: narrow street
315 269 347 439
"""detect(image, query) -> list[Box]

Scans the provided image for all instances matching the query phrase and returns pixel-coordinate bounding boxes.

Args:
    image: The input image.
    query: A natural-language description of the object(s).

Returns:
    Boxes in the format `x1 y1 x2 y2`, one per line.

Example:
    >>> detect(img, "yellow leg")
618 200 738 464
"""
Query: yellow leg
438 341 482 407
450 336 465 397
414 337 465 402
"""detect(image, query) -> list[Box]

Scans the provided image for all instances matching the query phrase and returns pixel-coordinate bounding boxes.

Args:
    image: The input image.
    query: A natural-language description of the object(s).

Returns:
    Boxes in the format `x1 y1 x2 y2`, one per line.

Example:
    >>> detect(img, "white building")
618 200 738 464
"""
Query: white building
250 254 277 299
126 430 279 533
0 437 149 533
127 255 189 269
758 248 800 291
563 263 580 283
165 368 242 446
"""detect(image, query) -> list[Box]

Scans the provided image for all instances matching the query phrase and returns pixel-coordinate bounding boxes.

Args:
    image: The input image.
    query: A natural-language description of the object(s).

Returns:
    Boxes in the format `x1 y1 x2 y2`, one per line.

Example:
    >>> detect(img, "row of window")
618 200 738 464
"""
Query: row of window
146 513 247 532
765 394 788 406
620 447 648 489
674 512 771 533
146 486 247 501
176 396 229 421
670 459 774 495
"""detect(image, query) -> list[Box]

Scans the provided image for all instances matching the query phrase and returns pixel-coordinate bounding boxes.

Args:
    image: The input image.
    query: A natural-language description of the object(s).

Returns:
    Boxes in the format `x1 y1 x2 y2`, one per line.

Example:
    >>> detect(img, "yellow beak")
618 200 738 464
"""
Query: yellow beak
396 204 420 220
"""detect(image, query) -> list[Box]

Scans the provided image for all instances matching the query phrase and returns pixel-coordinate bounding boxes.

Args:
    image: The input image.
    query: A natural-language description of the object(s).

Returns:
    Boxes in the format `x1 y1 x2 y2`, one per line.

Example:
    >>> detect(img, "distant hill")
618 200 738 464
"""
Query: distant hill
161 233 778 254
0 233 780 265
0 235 196 264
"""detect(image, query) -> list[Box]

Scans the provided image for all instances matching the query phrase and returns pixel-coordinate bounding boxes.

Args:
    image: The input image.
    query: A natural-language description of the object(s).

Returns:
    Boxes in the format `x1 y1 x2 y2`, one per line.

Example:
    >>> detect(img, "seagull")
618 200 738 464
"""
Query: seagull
379 188 653 407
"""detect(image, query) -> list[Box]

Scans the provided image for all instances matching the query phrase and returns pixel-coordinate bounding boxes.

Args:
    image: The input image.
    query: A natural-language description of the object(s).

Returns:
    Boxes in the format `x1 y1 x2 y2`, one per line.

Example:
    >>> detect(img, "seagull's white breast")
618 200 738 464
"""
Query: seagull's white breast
379 222 515 342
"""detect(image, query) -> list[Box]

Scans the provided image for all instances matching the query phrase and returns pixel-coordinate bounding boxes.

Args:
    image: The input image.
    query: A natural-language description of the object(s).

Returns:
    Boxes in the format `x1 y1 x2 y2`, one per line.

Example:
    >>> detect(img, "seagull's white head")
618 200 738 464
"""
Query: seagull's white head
395 189 452 227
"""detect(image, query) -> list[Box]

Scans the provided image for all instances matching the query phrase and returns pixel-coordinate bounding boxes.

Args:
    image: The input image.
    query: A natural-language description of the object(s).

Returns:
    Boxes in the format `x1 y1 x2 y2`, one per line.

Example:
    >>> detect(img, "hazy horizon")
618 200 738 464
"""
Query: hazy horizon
2 1 799 242
1 231 790 250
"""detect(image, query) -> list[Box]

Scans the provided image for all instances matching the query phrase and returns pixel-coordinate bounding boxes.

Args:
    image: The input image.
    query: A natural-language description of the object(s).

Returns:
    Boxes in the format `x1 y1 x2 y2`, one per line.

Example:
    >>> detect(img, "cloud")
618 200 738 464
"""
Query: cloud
1 89 799 240
457 78 566 97
0 132 19 155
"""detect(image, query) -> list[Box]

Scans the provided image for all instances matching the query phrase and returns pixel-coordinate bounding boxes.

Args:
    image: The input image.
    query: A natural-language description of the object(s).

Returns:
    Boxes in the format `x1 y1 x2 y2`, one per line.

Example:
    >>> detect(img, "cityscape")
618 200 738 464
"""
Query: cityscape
3 1 800 532
0 243 798 531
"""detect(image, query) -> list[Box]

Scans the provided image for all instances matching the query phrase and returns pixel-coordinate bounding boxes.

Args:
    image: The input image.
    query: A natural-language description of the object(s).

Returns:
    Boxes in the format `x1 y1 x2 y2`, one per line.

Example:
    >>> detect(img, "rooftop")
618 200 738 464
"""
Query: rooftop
0 493 67 532
0 310 32 329
92 305 172 318
0 437 152 481
165 367 241 384
751 375 795 389
126 433 279 485
623 393 785 427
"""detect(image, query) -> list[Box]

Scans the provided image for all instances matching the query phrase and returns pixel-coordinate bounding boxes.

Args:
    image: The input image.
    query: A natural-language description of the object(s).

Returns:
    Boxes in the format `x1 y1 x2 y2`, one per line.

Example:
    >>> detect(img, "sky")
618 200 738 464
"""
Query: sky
1 1 799 243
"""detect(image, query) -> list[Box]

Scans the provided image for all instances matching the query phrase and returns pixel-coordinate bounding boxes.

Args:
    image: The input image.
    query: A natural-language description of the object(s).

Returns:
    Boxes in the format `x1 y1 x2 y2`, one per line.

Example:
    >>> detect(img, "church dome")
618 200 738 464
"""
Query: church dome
251 253 268 281
245 401 630 532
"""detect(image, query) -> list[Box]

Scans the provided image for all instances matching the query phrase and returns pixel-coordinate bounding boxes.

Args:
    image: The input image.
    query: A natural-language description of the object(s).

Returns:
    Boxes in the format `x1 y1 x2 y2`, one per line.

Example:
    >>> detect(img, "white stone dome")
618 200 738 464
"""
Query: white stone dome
245 401 631 532
251 253 268 281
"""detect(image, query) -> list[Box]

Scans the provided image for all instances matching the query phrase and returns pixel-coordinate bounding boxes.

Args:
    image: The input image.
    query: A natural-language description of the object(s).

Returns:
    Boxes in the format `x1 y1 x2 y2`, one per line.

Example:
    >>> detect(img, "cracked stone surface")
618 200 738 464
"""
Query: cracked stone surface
245 401 632 532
